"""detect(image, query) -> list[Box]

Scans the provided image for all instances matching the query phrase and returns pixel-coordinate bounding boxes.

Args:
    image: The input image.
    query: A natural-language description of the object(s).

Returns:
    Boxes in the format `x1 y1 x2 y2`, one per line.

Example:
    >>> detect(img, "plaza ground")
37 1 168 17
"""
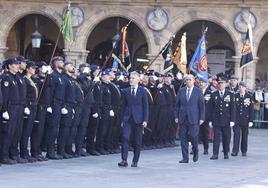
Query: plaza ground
0 129 268 188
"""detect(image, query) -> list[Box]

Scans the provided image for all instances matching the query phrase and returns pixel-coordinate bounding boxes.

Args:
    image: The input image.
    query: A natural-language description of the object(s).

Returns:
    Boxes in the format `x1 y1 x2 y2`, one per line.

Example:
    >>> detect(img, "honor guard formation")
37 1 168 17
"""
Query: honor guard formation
0 55 266 167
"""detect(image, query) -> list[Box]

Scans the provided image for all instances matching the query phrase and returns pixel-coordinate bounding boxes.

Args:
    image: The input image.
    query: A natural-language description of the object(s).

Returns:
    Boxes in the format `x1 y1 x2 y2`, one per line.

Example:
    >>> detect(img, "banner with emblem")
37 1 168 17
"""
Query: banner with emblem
188 30 208 81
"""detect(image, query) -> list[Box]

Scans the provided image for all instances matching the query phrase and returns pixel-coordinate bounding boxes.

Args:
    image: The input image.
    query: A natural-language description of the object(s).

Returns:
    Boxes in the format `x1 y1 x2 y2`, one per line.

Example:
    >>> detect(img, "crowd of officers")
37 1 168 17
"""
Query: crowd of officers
0 55 254 166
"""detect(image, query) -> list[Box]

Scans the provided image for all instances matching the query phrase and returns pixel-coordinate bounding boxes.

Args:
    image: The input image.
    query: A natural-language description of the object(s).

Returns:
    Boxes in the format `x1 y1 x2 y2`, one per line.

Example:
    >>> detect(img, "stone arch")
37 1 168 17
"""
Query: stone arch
75 9 153 54
254 19 268 56
168 11 240 56
0 7 63 48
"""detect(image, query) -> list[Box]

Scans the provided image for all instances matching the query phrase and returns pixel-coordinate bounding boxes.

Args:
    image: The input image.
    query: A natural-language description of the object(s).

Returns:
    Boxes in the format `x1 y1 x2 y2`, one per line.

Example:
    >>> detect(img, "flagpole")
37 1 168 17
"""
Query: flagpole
97 19 132 76
146 35 175 71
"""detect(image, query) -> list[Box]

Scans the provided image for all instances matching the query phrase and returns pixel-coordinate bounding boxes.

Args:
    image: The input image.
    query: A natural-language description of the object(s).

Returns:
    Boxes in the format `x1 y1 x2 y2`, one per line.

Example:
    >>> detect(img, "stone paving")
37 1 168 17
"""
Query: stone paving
0 129 268 188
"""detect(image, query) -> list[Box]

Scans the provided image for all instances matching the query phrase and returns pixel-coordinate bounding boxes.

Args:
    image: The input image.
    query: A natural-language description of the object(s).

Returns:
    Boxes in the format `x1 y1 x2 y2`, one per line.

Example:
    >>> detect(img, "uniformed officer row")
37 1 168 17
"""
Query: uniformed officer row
0 55 254 166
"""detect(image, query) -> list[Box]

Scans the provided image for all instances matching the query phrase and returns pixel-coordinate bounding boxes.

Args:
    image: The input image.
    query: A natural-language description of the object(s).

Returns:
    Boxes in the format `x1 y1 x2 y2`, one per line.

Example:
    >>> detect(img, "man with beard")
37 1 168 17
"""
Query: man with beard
75 64 95 157
57 61 76 159
0 57 21 164
46 56 65 160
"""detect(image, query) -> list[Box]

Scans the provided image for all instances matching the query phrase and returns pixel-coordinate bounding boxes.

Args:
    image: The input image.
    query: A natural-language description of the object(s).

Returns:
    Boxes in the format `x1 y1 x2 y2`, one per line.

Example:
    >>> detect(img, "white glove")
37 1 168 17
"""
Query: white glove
92 113 98 118
142 121 147 128
109 110 115 117
46 66 53 74
72 109 75 114
47 107 52 113
2 111 9 120
61 108 68 115
41 66 48 74
152 75 158 81
157 83 163 89
209 122 213 128
82 67 90 74
118 75 124 81
248 122 253 127
199 120 204 125
230 122 235 127
93 77 100 82
24 107 30 115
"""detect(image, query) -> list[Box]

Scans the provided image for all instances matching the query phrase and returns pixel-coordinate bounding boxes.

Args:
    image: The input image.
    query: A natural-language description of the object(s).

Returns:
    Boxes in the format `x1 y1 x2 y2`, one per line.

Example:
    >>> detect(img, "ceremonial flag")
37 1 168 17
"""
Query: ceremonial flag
173 33 187 74
188 32 208 81
240 24 253 68
162 42 174 73
61 3 74 43
121 26 131 71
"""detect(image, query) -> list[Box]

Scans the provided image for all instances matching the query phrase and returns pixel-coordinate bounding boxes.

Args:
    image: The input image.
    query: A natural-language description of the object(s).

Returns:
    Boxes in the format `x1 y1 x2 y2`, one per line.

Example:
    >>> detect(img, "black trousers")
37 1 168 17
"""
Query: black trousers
96 106 110 150
20 105 37 158
179 118 199 161
31 104 48 157
213 126 231 156
199 121 209 151
232 124 249 154
105 106 120 150
1 105 20 160
86 107 101 151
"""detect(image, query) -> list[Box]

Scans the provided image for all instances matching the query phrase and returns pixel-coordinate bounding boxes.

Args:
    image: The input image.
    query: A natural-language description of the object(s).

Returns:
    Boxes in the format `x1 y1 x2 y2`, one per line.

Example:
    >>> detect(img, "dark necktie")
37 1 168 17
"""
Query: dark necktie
186 88 190 101
132 87 135 96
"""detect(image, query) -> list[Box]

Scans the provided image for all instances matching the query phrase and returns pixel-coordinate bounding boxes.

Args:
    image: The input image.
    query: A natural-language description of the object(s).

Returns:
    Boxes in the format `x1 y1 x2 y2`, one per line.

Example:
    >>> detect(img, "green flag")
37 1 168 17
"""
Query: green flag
61 4 74 43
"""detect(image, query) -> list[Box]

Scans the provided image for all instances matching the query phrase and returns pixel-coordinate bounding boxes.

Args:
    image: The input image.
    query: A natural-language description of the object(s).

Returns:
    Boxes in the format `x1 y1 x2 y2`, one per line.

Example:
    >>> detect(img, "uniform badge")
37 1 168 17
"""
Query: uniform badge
224 95 230 102
226 104 229 107
244 98 251 106
204 94 211 101
59 78 62 84
4 81 9 87
19 79 23 84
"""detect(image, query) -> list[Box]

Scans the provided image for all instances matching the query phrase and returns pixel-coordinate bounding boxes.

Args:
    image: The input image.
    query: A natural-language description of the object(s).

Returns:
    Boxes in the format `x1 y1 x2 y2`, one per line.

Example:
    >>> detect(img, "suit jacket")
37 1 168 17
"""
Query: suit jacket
122 85 149 124
211 90 236 127
176 86 205 125
235 92 254 125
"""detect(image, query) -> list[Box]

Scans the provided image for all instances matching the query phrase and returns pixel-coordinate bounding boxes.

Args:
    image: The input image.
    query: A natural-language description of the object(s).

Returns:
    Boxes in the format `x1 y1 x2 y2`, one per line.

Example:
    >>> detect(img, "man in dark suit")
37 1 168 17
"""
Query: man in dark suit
175 74 205 163
118 71 149 168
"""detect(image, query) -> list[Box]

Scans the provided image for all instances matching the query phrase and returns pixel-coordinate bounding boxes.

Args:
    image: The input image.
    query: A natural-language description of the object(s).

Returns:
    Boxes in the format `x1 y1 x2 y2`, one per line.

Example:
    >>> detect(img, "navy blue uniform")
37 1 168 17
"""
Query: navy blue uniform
57 73 76 158
0 72 20 162
30 74 51 158
9 72 27 159
20 75 38 159
232 92 254 155
76 73 94 155
211 90 236 157
199 88 212 153
46 70 65 158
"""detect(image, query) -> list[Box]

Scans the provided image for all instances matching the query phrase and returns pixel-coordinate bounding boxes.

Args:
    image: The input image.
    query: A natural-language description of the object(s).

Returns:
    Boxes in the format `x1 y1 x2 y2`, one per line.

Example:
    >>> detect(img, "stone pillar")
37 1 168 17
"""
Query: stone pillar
63 49 90 67
146 53 164 72
232 56 242 79
243 57 259 90
0 47 8 61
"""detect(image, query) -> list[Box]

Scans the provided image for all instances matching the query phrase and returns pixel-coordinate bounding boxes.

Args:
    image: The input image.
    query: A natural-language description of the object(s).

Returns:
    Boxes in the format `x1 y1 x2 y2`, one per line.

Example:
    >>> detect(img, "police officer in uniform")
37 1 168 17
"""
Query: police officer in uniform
199 77 212 155
227 75 239 94
0 58 21 164
20 61 38 163
231 81 254 157
46 56 65 160
30 61 51 161
57 61 76 159
210 77 236 160
9 56 28 163
75 64 94 157
86 65 102 155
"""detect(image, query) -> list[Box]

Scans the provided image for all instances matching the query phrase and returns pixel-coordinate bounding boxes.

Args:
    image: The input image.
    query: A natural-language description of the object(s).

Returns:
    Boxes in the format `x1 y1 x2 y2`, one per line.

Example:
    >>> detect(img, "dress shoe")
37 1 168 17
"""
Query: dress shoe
179 159 189 163
203 150 208 155
97 149 108 155
131 162 138 167
12 156 28 164
193 153 199 162
210 155 218 160
118 160 128 167
242 153 247 157
1 158 17 165
113 148 121 153
34 154 48 162
80 149 89 157
88 150 100 156
224 154 229 159
231 152 238 156
46 152 61 160
24 156 37 163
